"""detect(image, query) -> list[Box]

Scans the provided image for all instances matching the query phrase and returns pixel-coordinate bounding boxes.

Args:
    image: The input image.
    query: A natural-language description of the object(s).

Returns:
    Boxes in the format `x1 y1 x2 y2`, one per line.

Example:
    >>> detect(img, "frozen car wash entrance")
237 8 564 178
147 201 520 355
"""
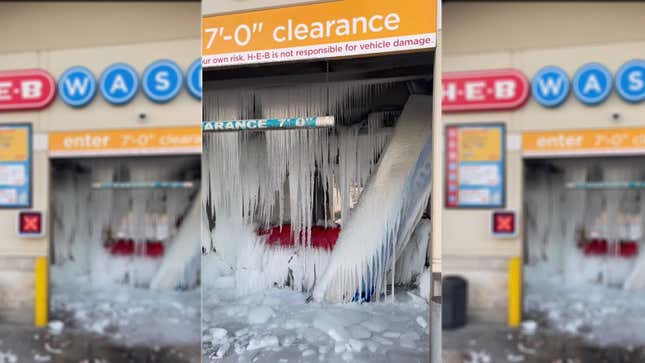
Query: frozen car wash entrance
47 127 202 345
523 154 645 345
202 51 435 362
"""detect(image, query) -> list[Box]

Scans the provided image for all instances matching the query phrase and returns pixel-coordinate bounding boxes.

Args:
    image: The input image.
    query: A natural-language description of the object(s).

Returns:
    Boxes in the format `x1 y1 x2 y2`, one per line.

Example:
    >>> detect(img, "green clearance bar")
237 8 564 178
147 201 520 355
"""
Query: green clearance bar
92 181 195 189
202 116 335 132
566 181 645 190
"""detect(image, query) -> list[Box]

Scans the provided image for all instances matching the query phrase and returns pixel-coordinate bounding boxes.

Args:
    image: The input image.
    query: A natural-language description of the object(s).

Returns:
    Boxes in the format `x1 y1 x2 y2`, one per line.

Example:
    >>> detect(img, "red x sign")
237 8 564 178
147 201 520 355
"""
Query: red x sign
492 211 516 237
18 210 45 238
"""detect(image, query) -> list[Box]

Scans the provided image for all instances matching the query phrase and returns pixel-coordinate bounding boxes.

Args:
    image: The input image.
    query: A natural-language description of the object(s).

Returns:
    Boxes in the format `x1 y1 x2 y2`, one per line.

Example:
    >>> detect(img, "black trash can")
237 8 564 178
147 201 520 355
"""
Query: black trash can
442 275 467 329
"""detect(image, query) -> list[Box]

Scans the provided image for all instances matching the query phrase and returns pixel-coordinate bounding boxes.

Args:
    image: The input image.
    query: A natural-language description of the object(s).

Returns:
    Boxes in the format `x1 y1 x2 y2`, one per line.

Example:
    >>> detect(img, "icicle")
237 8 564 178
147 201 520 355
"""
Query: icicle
313 96 433 303
203 82 400 296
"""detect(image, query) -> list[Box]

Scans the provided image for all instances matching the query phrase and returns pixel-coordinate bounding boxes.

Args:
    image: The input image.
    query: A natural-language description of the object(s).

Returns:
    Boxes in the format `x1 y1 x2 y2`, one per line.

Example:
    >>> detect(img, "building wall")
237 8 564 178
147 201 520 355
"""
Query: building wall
443 2 645 322
0 2 200 323
202 0 327 16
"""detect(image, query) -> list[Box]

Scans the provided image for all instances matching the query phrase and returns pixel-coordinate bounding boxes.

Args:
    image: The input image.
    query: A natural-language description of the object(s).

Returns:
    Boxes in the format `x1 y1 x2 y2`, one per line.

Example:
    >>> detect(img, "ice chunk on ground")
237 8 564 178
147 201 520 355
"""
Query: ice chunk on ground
215 342 230 358
341 351 355 361
521 321 537 335
33 354 51 362
416 316 428 330
349 325 372 339
466 350 491 363
248 306 275 325
418 268 431 302
202 287 430 362
506 353 525 362
0 351 17 363
313 312 350 341
334 342 346 353
47 321 64 335
247 335 279 350
207 328 228 342
348 338 365 352
361 319 387 333
373 336 393 345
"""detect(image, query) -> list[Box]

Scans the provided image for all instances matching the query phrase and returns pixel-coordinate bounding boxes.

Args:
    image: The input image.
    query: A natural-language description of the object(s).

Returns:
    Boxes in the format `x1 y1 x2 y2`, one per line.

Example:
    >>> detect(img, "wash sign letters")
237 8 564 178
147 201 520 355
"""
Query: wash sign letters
202 0 437 67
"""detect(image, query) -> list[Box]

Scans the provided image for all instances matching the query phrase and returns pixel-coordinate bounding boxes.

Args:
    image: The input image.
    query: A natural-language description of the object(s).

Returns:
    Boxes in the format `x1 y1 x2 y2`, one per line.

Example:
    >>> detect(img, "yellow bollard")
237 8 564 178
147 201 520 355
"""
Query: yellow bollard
508 256 522 327
34 256 48 327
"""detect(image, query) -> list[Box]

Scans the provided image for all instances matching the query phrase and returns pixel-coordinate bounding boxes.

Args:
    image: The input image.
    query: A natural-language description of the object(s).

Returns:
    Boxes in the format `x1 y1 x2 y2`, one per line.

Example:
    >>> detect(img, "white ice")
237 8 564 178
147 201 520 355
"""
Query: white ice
52 157 200 290
50 267 200 346
313 95 433 302
202 287 430 363
524 158 645 346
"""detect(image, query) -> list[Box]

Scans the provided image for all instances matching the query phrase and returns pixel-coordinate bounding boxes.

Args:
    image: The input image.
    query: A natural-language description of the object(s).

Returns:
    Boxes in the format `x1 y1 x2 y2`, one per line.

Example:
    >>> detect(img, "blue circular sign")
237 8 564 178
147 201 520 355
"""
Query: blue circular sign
615 59 645 103
186 59 202 100
99 63 139 105
531 66 570 107
142 60 183 103
572 63 612 105
58 66 97 108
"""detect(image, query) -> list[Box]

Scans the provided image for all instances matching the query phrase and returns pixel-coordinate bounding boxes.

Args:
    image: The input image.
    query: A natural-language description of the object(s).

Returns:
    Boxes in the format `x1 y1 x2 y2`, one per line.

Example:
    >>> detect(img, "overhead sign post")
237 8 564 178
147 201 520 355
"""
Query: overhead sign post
203 116 335 132
445 123 506 209
0 124 32 209
201 0 437 67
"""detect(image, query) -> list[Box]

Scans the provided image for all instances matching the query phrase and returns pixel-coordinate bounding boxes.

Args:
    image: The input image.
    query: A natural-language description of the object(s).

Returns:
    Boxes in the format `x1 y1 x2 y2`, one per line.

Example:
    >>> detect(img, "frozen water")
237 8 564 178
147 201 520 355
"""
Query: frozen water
525 264 645 346
202 288 430 363
314 95 433 303
51 157 200 290
249 306 276 325
525 158 644 288
524 158 645 346
520 320 537 335
418 268 431 302
50 268 200 346
47 321 64 335
33 354 51 362
395 219 431 285
201 83 439 301
0 351 17 363
202 86 433 362
150 195 201 290
415 316 428 331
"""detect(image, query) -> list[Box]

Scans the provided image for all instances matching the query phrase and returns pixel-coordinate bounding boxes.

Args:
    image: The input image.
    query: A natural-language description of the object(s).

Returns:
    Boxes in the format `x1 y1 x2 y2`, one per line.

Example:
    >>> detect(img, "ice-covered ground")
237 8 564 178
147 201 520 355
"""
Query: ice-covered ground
51 266 200 347
202 284 430 363
525 264 645 347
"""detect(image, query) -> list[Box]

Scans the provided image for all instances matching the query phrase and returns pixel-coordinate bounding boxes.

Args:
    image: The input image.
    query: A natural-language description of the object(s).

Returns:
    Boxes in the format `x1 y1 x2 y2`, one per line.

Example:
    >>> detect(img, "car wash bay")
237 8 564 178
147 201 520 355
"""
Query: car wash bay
523 150 645 347
46 127 202 348
201 52 437 362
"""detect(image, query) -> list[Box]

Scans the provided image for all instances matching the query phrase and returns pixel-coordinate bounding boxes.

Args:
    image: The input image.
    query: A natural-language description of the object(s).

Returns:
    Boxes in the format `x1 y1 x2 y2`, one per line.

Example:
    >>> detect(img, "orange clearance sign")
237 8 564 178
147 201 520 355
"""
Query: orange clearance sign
523 127 645 157
201 0 437 68
49 126 201 157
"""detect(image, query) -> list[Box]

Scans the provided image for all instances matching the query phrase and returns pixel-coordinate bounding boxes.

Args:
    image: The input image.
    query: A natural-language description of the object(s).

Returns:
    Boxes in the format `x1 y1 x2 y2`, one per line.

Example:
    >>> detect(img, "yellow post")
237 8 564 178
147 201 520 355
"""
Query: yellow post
34 256 48 327
508 256 522 327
